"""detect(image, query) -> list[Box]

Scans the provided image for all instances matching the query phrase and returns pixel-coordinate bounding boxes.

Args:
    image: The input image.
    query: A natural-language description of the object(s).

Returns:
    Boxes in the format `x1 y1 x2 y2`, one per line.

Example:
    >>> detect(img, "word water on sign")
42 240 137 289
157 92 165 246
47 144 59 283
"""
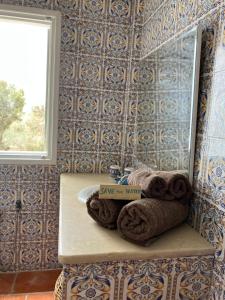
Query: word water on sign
99 184 141 200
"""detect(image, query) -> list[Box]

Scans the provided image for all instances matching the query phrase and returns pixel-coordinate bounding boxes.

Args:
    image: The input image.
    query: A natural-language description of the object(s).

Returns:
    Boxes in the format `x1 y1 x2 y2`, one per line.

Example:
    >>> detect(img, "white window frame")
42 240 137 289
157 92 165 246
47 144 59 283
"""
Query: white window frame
0 4 61 165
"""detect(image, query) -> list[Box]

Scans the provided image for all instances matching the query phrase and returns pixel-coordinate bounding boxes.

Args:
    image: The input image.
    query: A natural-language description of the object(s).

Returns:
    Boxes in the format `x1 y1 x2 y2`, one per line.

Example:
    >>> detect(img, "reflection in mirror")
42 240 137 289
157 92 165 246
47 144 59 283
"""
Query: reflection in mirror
134 27 202 182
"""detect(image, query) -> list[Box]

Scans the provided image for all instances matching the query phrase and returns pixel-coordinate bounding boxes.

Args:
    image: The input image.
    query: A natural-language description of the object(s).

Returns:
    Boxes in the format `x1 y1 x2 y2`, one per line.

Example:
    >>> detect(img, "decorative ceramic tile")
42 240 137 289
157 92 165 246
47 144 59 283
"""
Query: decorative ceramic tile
45 182 60 211
18 242 43 271
45 212 59 240
103 58 128 91
0 165 19 182
61 17 78 52
23 0 52 9
0 242 16 272
19 166 46 182
172 256 213 299
80 0 107 21
44 241 60 269
53 0 79 16
19 213 43 241
124 124 135 154
0 212 17 242
160 0 177 40
176 0 197 32
121 259 172 299
199 198 225 260
196 0 222 19
123 154 134 169
77 56 103 89
157 38 179 60
143 0 163 23
180 61 195 89
57 151 73 173
207 155 225 196
100 91 125 123
98 152 122 173
73 151 97 173
75 88 101 121
99 122 123 152
157 61 179 90
0 183 17 210
79 21 105 56
158 123 180 151
137 92 156 122
180 91 192 121
127 92 138 124
60 52 76 87
20 182 45 211
136 123 157 152
74 121 99 151
131 60 156 91
159 150 180 170
105 24 130 58
157 92 179 122
56 256 213 300
1 0 22 5
135 0 144 24
210 261 225 299
136 151 158 169
132 25 142 59
58 87 75 120
57 120 74 151
108 0 132 24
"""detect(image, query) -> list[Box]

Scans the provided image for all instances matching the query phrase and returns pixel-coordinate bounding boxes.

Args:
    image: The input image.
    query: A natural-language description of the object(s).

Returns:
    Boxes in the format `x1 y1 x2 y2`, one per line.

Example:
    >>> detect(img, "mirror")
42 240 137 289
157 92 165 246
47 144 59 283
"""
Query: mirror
133 27 202 183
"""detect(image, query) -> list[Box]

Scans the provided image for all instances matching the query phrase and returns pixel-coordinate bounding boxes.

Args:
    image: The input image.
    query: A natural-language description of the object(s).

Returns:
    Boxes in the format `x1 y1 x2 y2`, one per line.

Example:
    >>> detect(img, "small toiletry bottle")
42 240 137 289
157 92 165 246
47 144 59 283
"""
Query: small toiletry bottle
109 165 121 179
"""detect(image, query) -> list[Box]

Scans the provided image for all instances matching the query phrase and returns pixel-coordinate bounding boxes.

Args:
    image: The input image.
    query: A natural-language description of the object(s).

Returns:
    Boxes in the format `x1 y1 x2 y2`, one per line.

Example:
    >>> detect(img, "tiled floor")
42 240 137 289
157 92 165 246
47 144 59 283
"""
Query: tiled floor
0 292 54 299
0 270 61 296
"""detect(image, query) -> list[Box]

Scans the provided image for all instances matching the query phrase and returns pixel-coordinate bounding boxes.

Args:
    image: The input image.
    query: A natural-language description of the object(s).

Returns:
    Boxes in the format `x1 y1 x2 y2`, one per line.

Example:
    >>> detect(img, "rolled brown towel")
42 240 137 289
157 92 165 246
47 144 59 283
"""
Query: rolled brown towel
86 191 127 229
141 174 167 198
168 173 192 200
117 198 189 246
128 168 151 185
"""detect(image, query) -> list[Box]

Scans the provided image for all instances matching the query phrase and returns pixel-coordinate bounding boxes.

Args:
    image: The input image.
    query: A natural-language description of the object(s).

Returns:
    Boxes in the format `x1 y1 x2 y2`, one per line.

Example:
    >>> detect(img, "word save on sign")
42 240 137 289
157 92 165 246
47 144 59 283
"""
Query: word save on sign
99 184 141 200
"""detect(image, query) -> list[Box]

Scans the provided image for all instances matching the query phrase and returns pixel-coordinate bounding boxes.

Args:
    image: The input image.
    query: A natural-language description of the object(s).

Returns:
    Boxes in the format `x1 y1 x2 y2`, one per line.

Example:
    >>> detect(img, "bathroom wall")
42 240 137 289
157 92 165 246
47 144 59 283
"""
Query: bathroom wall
141 0 225 298
1 4 224 294
0 0 140 272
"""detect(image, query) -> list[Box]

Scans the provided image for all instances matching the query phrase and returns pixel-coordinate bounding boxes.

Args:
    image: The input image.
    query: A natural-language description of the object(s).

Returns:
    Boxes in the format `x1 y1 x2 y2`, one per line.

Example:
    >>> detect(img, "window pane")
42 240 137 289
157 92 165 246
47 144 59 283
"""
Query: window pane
0 18 49 152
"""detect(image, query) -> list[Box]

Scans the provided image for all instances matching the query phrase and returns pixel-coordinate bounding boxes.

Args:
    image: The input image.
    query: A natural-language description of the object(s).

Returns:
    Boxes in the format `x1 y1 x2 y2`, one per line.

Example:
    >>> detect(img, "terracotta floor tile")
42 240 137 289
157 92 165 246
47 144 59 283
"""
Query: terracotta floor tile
13 270 61 294
0 296 26 300
26 292 54 300
0 273 16 294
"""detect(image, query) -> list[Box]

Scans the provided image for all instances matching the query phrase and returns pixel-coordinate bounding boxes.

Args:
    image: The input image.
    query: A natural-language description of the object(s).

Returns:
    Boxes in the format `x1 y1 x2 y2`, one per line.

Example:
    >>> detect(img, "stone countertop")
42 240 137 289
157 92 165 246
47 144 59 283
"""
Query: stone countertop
58 173 214 264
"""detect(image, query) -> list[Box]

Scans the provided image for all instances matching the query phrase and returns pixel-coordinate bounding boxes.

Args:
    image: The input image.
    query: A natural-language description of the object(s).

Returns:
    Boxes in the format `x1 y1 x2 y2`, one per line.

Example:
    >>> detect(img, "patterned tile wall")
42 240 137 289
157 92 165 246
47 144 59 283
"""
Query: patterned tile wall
141 0 225 298
55 255 214 300
134 35 195 171
0 1 224 286
0 0 140 272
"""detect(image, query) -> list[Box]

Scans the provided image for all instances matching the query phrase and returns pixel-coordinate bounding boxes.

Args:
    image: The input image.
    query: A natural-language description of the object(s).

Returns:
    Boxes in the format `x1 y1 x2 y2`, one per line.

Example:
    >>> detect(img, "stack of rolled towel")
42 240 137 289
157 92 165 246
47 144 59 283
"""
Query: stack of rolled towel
86 168 192 246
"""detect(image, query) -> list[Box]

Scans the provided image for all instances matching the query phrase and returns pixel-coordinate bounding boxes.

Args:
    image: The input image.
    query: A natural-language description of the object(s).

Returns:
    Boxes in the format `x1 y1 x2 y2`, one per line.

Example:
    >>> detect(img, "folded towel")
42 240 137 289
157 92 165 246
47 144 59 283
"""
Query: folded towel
141 174 167 198
86 191 127 229
128 168 192 202
167 173 192 200
128 168 151 185
117 198 188 246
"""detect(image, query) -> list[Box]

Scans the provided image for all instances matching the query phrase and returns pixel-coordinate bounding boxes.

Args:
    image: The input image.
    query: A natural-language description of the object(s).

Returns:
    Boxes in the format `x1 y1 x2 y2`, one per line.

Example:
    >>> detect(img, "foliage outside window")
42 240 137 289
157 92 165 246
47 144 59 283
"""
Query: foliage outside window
0 5 61 164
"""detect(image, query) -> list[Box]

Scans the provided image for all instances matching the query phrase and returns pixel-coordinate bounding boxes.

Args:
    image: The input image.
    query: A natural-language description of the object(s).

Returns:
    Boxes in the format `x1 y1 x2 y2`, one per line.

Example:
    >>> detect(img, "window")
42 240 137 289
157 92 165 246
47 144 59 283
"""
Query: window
0 5 61 164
